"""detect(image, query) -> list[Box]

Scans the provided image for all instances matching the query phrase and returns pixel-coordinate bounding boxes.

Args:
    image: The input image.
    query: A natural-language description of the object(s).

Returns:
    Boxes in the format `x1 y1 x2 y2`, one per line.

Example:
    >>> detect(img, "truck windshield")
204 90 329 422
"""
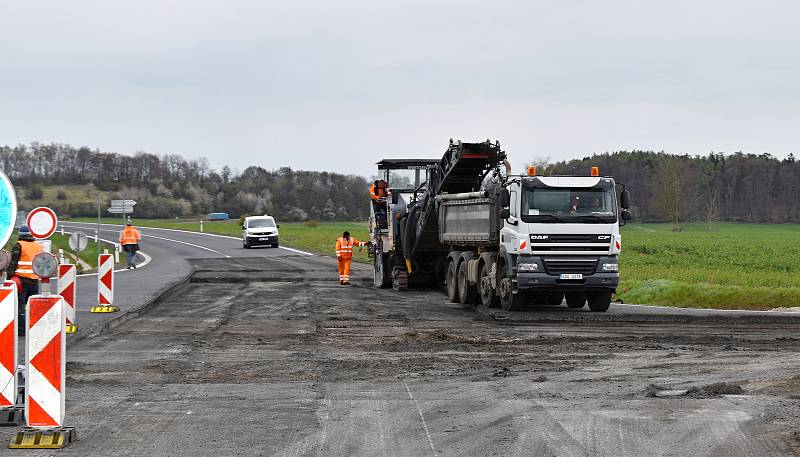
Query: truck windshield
385 168 431 191
248 219 275 228
521 187 617 223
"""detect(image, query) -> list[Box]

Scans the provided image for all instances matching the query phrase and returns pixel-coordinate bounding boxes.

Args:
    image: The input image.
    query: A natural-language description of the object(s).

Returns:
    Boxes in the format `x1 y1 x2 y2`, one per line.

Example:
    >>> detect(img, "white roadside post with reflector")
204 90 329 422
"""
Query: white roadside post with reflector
0 249 23 426
9 252 77 449
91 253 118 313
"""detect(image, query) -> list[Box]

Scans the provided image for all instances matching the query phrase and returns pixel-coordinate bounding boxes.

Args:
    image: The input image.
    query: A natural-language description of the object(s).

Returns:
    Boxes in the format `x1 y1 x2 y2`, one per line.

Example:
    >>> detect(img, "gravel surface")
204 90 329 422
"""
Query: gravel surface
6 255 799 456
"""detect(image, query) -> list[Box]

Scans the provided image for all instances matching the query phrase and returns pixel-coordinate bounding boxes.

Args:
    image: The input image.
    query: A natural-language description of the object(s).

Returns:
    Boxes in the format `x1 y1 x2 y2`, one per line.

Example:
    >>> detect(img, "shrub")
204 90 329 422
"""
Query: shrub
56 190 68 200
304 220 320 228
26 187 43 200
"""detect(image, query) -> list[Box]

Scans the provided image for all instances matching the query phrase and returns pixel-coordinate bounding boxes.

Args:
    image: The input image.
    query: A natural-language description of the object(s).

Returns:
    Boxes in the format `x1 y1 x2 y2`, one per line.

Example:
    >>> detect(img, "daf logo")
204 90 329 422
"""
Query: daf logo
597 235 611 240
531 235 549 240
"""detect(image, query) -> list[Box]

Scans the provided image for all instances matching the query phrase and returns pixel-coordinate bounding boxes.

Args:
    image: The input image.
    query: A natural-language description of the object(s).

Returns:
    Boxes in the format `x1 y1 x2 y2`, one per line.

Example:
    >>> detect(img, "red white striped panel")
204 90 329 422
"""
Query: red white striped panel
0 286 17 407
26 296 65 427
57 264 76 325
98 254 114 306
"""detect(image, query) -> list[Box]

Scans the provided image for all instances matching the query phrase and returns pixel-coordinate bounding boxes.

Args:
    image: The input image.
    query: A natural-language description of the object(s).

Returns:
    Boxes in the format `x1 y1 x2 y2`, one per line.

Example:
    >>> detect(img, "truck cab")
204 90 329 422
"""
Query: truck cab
242 215 280 249
496 173 631 311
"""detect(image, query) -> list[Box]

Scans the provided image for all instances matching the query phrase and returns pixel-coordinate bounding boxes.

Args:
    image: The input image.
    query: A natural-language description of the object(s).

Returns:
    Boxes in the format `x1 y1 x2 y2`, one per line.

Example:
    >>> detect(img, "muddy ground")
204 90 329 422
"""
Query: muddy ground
4 255 799 456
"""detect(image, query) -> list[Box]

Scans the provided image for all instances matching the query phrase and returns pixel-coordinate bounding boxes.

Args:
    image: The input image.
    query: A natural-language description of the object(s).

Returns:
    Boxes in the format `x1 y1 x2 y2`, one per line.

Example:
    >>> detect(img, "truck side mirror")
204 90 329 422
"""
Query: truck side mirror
500 189 510 208
620 190 631 209
499 208 510 219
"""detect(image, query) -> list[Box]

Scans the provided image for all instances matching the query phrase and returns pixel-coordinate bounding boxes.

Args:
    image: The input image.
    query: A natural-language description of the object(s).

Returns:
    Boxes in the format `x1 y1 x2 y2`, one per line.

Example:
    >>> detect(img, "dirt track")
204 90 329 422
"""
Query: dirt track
6 255 799 456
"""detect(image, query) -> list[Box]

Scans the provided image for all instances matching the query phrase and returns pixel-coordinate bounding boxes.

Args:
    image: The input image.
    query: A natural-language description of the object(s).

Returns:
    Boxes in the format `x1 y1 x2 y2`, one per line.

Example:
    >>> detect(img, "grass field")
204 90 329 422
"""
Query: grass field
619 222 800 309
67 218 800 309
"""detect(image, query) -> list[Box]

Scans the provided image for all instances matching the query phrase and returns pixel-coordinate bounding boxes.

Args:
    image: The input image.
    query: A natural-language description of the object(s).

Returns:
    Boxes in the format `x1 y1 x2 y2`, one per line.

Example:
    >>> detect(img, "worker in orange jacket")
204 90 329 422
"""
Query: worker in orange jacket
6 225 44 335
370 180 389 230
119 221 142 269
335 231 369 285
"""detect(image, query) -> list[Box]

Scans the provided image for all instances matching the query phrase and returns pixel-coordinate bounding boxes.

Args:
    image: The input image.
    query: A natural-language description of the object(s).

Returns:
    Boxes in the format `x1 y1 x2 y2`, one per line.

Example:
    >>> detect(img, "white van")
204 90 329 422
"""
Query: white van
242 215 280 248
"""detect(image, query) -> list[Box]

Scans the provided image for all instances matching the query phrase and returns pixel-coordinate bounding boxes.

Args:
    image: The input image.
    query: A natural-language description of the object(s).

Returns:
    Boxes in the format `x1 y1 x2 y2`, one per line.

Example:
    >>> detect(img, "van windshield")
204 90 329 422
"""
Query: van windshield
248 219 275 228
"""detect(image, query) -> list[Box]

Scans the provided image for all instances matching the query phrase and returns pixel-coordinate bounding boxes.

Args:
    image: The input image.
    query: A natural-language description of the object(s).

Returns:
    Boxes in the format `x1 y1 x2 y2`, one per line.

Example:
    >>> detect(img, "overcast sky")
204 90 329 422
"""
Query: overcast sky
1 1 798 177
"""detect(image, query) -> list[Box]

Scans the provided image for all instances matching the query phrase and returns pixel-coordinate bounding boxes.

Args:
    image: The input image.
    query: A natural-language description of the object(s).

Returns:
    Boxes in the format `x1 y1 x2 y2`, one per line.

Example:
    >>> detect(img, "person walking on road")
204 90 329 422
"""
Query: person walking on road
335 231 368 285
6 225 44 335
119 221 142 269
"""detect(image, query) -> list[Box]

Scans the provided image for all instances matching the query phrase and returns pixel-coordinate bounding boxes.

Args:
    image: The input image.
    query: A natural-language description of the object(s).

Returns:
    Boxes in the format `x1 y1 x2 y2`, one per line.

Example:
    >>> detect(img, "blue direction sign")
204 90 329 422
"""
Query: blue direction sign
0 170 17 249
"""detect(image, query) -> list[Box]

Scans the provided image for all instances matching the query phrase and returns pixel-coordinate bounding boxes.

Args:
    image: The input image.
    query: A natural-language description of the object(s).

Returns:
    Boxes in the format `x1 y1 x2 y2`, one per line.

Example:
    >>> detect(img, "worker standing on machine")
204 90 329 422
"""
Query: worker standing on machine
335 231 369 285
6 225 44 335
370 180 389 230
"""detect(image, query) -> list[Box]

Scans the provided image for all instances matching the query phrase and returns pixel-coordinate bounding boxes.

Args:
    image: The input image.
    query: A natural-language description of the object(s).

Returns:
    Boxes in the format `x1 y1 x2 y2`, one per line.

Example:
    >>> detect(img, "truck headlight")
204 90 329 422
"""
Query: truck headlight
518 263 538 272
602 263 619 272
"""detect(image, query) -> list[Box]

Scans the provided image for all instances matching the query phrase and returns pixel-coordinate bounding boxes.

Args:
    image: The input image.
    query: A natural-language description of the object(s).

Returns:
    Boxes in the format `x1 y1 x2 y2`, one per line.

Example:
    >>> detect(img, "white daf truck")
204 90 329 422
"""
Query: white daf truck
369 139 631 312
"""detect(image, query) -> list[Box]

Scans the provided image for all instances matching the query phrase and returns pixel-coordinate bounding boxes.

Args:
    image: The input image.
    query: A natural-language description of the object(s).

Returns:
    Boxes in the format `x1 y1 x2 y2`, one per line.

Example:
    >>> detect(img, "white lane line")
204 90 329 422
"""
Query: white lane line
59 229 152 276
404 381 438 457
62 223 230 258
62 222 315 256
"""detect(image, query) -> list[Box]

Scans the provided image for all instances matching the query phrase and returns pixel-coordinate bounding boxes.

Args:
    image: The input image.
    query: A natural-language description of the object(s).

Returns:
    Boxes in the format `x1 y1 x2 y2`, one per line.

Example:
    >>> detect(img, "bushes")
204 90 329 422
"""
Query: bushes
26 187 43 200
304 220 320 228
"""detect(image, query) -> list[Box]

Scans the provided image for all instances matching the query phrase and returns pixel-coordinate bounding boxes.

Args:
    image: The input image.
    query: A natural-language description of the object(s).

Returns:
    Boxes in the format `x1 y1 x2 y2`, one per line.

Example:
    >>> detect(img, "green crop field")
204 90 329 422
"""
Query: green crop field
618 222 800 310
67 218 800 310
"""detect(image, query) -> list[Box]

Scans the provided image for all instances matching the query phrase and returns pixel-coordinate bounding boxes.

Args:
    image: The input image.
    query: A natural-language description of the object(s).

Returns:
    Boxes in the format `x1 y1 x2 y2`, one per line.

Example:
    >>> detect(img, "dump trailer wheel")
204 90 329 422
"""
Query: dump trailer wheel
457 260 477 309
446 260 459 303
565 293 586 309
478 262 500 309
587 291 612 312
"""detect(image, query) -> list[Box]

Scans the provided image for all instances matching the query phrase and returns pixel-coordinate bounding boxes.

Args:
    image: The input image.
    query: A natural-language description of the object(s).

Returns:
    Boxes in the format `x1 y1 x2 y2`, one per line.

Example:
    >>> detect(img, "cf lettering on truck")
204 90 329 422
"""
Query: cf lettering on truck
242 215 280 249
369 139 632 312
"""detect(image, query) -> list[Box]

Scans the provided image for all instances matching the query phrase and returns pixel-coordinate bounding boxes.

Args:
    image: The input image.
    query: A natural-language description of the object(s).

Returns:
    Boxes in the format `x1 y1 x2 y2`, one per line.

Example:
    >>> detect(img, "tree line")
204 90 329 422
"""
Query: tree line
1 143 370 221
541 150 800 228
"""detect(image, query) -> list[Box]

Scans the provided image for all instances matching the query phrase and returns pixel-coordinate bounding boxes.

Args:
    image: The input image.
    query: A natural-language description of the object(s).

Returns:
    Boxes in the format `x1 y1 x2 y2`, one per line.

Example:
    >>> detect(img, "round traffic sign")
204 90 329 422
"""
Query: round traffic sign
32 252 59 278
0 250 10 271
0 170 17 249
68 231 89 252
26 207 58 239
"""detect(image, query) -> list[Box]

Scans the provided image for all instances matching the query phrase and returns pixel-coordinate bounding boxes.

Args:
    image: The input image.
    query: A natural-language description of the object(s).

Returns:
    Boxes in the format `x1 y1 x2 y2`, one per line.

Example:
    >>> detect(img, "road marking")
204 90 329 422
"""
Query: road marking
404 381 438 457
62 222 315 256
137 233 230 258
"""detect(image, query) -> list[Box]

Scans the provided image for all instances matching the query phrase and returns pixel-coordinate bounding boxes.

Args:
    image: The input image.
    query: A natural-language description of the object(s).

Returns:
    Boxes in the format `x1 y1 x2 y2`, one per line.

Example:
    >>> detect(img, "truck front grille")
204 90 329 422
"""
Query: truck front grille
542 258 598 275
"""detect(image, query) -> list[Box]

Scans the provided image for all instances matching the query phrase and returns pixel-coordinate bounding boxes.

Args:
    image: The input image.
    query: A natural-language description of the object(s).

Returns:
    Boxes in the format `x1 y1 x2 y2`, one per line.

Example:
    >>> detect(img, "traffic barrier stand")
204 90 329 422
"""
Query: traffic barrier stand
0 283 22 426
9 293 76 449
57 264 78 333
91 253 118 313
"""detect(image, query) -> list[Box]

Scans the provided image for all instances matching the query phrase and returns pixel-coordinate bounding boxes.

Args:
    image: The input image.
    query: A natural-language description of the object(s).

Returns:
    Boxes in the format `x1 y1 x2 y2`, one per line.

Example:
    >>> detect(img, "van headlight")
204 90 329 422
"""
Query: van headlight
602 263 619 272
518 263 538 272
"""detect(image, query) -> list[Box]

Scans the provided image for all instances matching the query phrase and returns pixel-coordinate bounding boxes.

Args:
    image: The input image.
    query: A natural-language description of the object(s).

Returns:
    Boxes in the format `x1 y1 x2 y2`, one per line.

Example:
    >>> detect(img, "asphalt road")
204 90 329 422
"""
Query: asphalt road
59 221 310 334
5 256 798 456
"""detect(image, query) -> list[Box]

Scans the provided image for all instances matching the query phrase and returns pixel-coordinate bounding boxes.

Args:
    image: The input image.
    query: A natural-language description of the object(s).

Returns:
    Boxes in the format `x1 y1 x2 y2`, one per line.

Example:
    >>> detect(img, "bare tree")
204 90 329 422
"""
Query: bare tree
649 156 688 231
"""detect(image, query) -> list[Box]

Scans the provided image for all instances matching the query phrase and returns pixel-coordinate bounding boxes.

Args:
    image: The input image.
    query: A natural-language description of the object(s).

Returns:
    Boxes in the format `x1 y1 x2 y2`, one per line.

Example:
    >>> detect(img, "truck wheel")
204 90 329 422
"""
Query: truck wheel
565 293 586 309
446 260 459 303
457 260 477 309
478 262 499 308
587 291 612 312
547 293 564 306
498 262 524 311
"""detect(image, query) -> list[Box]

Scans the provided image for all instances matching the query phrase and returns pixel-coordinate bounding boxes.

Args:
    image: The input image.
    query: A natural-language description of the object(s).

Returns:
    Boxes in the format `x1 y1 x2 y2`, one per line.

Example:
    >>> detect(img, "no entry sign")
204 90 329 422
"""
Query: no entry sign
26 207 58 239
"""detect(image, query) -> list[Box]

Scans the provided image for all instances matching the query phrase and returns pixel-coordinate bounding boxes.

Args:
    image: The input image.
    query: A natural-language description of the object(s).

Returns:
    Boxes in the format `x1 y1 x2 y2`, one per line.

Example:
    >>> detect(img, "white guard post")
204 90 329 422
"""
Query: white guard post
57 264 77 333
91 253 118 313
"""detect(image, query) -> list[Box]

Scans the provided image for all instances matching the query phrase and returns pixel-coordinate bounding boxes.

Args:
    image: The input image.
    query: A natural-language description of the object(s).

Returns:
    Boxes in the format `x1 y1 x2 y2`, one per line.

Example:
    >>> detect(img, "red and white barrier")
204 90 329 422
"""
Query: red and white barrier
57 264 76 328
25 295 66 427
0 283 18 407
97 254 114 306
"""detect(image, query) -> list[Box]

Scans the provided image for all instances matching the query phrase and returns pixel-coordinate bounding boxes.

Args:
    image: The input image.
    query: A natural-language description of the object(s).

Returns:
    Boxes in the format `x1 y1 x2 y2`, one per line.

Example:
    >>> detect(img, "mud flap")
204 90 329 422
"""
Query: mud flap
9 427 77 449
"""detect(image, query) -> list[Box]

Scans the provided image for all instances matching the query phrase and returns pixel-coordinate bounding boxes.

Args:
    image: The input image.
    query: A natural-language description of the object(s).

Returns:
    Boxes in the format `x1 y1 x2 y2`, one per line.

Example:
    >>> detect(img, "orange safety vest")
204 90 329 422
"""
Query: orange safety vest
370 184 388 200
335 237 365 260
16 240 44 279
119 226 141 245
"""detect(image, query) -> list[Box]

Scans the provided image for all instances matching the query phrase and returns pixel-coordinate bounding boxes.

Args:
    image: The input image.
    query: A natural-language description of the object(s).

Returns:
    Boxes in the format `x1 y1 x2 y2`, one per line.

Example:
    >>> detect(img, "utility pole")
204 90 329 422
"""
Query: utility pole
96 191 101 245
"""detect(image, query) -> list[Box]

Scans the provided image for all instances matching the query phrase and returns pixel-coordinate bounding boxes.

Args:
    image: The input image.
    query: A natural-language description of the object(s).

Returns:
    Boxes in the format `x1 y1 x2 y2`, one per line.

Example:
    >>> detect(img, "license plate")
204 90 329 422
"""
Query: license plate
559 273 583 280
259 238 268 241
